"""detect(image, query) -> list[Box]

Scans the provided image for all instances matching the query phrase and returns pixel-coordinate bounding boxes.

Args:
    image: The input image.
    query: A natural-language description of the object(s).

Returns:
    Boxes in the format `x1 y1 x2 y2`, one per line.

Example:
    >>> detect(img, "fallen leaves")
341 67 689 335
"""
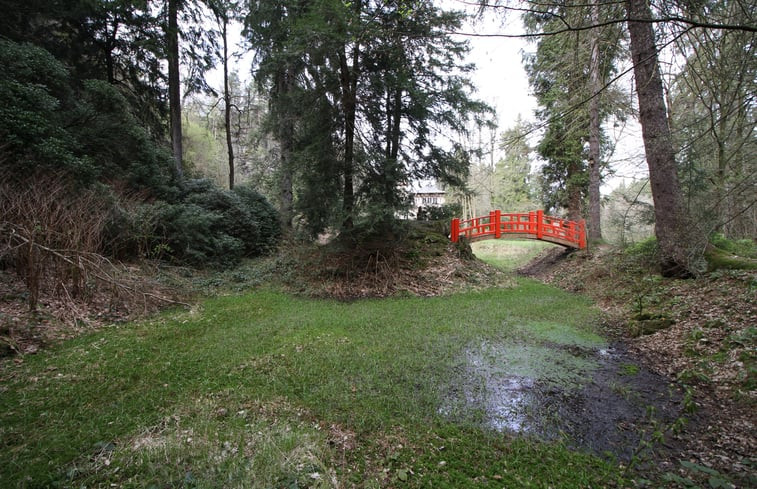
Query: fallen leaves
523 247 756 484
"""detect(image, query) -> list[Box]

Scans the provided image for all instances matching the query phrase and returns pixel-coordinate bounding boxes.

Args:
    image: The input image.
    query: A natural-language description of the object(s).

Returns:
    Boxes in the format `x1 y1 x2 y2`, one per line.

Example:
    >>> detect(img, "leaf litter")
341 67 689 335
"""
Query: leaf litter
519 245 756 485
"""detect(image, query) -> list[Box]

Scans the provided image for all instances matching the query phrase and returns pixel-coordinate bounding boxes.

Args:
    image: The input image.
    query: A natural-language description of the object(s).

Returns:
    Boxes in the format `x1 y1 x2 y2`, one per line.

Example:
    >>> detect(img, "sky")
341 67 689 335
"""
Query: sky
453 6 537 132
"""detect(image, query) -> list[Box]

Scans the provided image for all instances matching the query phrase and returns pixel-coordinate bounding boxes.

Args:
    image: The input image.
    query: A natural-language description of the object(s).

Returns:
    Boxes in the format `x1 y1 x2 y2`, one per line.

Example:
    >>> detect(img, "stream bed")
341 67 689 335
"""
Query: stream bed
440 340 684 461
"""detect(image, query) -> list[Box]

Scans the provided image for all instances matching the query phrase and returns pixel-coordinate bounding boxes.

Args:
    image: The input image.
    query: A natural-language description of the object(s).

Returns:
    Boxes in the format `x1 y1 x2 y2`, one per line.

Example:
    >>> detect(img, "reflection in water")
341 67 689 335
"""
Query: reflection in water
440 345 543 434
484 376 535 432
463 345 539 433
439 342 682 460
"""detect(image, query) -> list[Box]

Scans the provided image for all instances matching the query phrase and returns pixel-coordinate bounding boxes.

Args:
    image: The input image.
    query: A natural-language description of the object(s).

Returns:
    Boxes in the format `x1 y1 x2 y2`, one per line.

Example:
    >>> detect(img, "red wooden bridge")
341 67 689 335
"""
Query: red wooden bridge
450 210 586 249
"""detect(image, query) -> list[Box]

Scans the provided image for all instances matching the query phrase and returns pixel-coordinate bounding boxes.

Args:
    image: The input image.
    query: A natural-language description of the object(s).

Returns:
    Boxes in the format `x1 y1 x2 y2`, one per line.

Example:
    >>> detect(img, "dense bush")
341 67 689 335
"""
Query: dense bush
232 184 281 254
72 79 176 192
0 172 112 309
137 180 280 268
416 203 462 221
622 236 659 271
0 39 86 178
1 39 279 271
0 39 176 191
149 201 244 267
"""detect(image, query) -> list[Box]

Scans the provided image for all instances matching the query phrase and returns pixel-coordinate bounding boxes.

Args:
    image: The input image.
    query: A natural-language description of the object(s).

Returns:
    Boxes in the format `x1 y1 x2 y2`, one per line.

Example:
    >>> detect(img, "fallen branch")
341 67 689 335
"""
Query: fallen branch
5 226 190 313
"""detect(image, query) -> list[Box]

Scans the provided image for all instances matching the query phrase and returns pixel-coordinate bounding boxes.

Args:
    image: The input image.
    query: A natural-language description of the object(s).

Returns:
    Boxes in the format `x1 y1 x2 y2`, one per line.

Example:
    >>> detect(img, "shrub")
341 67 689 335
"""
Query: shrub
623 236 659 270
1 172 110 309
0 39 87 179
416 203 462 222
0 39 176 195
710 233 757 259
185 181 258 252
103 197 166 261
148 201 241 268
233 184 281 254
73 79 176 193
137 180 280 268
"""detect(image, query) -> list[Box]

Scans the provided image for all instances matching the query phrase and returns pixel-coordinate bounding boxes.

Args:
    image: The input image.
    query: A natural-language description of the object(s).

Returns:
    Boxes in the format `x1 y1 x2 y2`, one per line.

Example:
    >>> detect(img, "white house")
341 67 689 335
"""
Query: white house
406 182 446 218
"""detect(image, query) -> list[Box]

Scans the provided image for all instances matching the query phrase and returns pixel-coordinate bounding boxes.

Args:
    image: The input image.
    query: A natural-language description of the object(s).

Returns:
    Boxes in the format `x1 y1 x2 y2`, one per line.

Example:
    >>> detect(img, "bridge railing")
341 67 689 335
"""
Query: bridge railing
450 210 586 249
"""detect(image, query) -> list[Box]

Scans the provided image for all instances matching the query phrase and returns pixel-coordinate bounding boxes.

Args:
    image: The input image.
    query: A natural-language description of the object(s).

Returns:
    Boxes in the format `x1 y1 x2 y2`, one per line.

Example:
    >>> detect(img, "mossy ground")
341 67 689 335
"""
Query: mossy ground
0 284 632 488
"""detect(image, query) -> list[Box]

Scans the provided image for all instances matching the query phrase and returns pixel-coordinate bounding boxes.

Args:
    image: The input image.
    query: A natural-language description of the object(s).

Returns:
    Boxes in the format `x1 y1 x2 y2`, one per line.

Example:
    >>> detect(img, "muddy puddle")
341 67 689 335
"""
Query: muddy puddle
439 341 683 461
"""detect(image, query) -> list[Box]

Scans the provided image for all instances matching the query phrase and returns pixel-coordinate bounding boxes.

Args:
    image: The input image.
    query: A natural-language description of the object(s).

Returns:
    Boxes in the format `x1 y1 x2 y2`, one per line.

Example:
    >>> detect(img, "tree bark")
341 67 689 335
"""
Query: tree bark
168 0 183 179
276 67 294 229
626 0 691 277
339 45 359 232
566 161 583 223
336 0 363 233
587 2 602 241
221 15 234 190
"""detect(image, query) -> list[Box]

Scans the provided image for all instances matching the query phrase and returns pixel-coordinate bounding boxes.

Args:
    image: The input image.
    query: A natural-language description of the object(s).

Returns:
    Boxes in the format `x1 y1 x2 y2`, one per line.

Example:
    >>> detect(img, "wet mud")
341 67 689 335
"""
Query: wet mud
440 342 684 461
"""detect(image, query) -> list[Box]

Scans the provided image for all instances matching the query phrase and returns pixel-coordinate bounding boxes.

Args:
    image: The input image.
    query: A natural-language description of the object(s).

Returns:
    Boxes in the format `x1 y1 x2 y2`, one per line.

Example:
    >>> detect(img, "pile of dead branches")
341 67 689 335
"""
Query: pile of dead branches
0 172 184 323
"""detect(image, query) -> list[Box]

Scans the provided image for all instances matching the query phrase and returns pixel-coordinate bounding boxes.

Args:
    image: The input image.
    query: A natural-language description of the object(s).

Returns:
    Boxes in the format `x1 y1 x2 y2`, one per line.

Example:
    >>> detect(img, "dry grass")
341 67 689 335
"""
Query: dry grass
283 240 514 300
0 173 188 357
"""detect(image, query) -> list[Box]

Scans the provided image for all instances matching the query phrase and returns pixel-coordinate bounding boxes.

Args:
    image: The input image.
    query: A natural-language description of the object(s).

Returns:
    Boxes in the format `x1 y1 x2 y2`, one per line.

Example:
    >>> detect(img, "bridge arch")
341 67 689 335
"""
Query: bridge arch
450 210 586 249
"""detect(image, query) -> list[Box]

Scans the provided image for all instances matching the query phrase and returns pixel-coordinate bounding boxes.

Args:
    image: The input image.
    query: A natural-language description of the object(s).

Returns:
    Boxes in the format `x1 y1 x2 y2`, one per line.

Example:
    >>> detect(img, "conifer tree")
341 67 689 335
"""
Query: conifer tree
246 0 489 238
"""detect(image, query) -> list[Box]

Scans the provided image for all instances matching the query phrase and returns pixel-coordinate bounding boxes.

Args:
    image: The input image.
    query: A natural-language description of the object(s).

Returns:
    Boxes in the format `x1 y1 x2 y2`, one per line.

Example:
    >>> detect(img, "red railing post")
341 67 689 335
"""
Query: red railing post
529 211 535 235
451 218 460 243
448 210 586 249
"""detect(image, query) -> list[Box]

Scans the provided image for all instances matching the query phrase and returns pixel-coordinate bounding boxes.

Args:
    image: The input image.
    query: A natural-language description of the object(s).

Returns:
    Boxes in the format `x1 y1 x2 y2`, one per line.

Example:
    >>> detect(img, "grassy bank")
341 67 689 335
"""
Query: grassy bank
471 240 556 272
0 279 624 488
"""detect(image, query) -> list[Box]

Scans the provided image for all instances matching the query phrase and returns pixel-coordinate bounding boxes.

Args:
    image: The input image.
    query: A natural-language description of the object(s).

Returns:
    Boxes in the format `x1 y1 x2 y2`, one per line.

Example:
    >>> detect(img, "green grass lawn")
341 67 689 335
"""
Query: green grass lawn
472 239 556 272
0 241 627 488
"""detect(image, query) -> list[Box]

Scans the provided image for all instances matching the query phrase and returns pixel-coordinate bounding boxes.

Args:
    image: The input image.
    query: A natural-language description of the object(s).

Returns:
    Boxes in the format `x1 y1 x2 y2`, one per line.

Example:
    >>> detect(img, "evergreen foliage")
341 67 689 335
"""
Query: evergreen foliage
144 180 279 268
0 40 87 179
416 203 462 222
523 3 626 221
246 0 490 239
232 184 281 253
0 38 175 190
0 24 279 271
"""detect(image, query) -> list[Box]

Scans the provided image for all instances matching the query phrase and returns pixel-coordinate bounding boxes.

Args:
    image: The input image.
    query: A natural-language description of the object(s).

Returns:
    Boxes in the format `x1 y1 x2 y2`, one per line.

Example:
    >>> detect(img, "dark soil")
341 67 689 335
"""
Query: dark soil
516 245 757 487
548 344 685 463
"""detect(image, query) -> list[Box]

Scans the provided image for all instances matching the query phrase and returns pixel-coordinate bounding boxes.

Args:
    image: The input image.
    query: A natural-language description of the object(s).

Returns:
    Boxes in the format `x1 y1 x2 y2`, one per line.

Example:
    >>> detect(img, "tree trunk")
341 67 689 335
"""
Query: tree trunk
587 2 602 241
105 20 118 85
337 0 362 233
276 67 294 229
566 162 583 223
626 0 691 277
168 0 183 179
339 46 358 232
221 16 234 190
